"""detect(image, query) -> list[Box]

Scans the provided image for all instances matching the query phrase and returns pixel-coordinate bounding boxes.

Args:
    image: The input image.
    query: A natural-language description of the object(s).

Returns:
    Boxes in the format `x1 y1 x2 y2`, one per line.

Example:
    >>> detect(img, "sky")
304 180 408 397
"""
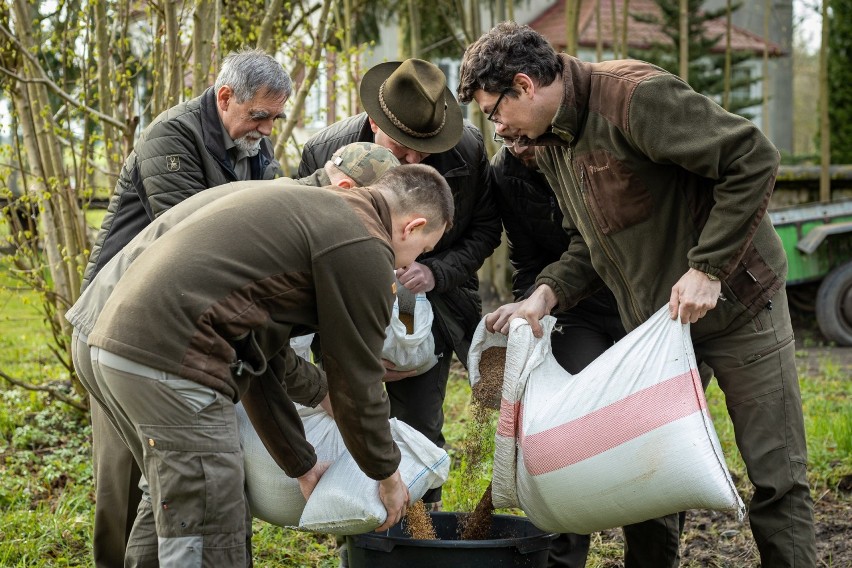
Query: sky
793 0 823 53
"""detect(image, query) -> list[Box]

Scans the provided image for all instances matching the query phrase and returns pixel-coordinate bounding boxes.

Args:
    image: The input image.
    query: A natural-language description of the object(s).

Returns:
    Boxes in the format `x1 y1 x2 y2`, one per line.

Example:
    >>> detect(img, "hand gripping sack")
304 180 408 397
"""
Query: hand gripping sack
237 403 346 527
298 417 450 535
475 305 745 534
381 292 438 375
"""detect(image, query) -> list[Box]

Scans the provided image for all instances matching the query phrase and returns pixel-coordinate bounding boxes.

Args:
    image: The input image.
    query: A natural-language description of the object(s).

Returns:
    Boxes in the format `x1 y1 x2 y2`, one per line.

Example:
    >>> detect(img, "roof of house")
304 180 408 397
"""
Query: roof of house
528 0 785 57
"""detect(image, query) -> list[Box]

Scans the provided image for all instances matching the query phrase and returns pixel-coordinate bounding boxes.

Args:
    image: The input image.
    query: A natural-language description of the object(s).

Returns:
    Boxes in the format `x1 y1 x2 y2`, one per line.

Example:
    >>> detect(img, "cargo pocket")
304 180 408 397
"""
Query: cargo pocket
577 151 652 235
139 423 245 538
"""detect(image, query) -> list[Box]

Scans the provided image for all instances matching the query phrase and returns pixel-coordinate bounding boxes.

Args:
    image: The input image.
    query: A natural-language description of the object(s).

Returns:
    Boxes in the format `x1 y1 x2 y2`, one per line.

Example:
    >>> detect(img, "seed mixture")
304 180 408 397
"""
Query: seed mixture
398 312 415 335
404 499 438 540
460 482 495 540
472 346 506 410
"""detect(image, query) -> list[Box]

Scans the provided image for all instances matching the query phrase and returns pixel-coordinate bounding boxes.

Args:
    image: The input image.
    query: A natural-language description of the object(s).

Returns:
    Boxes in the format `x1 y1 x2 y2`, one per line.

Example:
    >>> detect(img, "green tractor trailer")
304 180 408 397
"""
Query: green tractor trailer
770 166 852 346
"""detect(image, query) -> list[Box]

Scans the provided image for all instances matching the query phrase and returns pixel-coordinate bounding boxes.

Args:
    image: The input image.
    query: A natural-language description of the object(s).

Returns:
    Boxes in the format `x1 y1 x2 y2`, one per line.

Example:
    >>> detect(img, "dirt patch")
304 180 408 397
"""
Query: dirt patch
582 483 851 566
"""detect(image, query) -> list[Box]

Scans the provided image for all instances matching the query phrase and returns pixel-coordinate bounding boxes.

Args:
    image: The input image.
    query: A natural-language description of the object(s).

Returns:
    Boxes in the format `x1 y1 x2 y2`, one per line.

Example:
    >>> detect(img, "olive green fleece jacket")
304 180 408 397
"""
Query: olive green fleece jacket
535 55 787 339
87 183 401 480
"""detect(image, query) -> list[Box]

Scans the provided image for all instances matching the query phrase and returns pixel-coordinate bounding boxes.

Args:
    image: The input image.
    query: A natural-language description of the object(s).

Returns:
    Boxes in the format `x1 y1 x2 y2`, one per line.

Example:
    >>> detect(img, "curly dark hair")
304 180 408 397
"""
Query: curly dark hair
457 22 563 104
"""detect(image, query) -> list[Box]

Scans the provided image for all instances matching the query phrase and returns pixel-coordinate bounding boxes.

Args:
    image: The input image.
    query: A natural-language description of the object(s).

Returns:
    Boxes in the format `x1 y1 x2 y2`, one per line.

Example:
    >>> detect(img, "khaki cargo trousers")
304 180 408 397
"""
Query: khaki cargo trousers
84 344 251 567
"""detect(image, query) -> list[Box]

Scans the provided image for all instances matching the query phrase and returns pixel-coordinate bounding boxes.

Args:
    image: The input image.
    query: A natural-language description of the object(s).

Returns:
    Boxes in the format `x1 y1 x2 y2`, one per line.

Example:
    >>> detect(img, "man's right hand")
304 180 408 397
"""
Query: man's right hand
485 285 557 337
375 470 410 532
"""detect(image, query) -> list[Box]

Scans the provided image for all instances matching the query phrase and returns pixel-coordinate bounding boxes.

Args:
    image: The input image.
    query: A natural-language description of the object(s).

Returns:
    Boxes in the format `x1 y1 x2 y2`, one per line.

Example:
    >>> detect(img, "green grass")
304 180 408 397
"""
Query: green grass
0 269 849 565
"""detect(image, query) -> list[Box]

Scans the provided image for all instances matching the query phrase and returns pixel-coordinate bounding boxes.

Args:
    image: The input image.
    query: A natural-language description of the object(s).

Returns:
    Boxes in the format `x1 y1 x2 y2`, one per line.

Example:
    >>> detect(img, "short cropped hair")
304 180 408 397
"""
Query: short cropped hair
457 22 563 104
215 48 293 103
370 164 454 232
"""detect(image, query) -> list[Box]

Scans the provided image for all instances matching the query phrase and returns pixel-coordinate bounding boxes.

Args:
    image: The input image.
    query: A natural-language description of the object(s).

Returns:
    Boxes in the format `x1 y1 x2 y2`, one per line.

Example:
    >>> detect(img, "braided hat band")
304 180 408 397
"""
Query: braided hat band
379 81 447 139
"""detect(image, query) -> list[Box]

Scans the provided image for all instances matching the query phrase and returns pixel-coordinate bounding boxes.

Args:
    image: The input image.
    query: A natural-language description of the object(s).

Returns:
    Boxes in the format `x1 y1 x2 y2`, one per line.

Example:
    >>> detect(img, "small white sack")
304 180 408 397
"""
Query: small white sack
298 417 450 535
238 403 347 527
381 293 438 375
289 333 315 362
480 305 745 534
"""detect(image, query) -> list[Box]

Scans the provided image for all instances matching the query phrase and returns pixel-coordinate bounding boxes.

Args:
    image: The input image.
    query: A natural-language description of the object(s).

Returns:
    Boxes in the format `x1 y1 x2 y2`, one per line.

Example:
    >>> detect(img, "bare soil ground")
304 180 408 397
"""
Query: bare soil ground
589 482 852 567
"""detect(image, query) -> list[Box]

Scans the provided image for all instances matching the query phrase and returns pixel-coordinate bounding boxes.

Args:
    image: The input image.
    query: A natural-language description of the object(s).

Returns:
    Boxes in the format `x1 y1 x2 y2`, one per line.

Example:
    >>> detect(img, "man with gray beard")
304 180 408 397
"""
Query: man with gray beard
80 47 291 568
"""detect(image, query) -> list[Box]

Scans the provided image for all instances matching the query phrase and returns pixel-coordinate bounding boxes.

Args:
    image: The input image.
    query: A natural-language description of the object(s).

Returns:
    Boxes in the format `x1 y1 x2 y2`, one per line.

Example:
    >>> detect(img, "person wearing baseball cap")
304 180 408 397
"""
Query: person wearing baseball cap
298 59 502 514
70 140 406 567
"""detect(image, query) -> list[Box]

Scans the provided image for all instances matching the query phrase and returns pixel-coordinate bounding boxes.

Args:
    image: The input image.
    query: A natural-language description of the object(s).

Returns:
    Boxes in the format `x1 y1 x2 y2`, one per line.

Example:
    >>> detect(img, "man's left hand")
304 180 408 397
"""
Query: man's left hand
669 268 723 323
297 460 331 501
395 262 435 294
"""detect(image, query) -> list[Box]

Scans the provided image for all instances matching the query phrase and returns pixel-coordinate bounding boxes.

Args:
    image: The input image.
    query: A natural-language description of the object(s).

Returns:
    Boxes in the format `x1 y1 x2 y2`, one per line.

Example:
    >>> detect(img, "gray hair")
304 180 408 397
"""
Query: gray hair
214 48 293 103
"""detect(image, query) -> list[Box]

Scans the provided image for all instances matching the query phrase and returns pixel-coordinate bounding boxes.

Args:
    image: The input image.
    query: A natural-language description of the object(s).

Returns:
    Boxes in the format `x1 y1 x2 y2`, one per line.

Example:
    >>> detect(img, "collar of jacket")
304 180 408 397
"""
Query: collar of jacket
200 87 275 178
549 54 593 145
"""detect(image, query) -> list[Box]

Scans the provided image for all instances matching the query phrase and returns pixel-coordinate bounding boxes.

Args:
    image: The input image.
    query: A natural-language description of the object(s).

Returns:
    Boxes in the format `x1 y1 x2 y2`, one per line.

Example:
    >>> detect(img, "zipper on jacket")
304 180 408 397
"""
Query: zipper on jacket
567 147 643 325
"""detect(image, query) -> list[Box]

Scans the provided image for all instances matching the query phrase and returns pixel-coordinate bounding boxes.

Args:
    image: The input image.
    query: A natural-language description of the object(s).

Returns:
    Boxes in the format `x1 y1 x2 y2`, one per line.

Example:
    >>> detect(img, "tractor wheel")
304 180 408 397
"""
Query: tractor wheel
816 261 852 346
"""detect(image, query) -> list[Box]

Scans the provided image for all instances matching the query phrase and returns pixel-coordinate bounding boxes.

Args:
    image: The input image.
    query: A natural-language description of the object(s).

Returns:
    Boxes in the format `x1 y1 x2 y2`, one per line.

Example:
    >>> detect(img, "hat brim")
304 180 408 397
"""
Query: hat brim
360 61 464 155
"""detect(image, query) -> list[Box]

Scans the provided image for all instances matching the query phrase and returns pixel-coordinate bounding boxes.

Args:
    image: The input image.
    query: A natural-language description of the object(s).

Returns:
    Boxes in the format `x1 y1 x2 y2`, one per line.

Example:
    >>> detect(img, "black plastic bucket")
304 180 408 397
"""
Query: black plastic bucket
346 512 556 568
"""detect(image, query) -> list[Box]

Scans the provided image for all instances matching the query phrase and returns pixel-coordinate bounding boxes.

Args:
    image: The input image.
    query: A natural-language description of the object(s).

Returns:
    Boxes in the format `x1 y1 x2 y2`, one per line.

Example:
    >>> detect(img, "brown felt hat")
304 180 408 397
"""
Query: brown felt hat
360 59 464 154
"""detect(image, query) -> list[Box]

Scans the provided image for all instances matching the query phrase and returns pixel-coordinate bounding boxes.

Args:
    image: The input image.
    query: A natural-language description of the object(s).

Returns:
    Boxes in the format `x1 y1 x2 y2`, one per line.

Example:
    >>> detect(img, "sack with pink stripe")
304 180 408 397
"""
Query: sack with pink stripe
469 306 745 534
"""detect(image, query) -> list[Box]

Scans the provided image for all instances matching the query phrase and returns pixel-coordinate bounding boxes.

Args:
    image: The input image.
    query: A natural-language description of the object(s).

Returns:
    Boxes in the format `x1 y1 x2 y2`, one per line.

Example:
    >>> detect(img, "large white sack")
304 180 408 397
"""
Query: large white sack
381 293 438 375
299 417 450 535
474 305 745 534
237 403 346 527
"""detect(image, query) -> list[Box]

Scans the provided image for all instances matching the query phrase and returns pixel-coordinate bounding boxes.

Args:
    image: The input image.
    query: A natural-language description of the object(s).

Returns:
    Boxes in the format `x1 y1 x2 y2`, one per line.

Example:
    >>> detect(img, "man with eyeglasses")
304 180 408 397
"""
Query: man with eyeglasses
492 140 690 568
299 58 501 513
458 22 814 568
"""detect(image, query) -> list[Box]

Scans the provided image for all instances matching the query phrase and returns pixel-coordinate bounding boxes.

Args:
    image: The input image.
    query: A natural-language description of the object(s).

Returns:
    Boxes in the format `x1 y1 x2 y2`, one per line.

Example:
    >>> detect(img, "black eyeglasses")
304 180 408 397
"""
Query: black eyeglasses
486 88 512 124
493 132 519 147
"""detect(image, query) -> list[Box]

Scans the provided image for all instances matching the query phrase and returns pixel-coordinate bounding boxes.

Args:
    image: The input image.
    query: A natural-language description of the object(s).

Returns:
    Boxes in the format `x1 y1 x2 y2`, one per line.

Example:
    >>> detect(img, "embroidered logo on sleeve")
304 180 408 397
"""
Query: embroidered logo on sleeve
166 156 181 172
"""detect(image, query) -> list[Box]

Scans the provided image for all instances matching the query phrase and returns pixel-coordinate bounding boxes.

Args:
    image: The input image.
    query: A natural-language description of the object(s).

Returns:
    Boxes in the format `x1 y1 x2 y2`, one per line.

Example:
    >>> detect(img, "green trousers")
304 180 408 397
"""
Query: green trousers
695 287 815 567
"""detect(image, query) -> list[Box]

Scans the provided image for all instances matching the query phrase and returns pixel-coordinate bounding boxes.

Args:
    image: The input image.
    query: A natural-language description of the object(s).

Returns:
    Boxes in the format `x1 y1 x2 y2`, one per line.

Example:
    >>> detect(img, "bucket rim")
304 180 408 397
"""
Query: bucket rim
348 512 557 551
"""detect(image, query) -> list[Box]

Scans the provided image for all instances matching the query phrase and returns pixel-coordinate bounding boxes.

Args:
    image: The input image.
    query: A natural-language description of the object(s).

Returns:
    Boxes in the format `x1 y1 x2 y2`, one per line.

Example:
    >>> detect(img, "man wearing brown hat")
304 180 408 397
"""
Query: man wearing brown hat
299 59 502 509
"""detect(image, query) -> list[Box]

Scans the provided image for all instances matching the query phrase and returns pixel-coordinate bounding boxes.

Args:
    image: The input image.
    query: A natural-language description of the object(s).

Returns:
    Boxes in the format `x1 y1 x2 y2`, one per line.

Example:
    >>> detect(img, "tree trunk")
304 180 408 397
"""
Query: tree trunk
611 0 618 57
819 0 830 202
11 0 85 325
162 0 182 110
679 0 688 80
408 0 421 58
274 0 334 167
762 0 771 138
94 1 121 175
192 0 216 96
596 0 602 61
257 0 285 53
723 0 731 109
565 1 579 56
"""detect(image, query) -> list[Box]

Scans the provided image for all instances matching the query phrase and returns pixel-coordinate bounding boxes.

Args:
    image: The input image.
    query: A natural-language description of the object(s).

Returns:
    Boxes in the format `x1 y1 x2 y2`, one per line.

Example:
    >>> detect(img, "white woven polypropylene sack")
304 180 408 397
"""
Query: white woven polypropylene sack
237 403 347 527
381 293 438 375
298 417 450 535
486 305 745 534
289 334 315 362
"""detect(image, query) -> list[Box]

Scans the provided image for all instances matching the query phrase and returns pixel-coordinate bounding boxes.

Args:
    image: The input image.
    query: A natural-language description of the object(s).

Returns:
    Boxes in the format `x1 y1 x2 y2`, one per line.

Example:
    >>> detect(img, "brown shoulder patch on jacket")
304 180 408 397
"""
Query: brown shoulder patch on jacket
588 61 668 132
